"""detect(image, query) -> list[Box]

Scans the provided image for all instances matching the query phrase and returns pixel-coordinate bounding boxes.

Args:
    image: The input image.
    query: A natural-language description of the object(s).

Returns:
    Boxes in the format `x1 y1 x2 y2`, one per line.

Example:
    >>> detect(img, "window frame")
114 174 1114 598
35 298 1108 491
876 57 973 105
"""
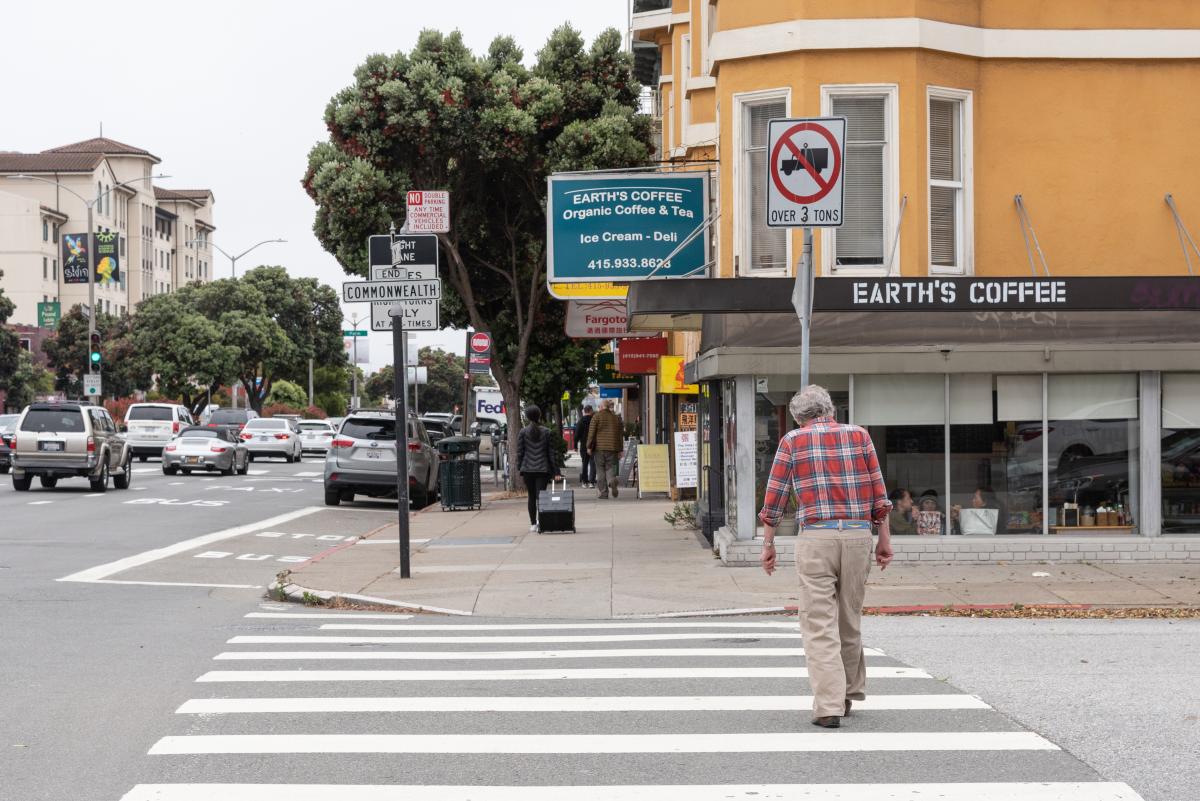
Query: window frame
819 83 900 277
732 86 792 277
926 85 974 275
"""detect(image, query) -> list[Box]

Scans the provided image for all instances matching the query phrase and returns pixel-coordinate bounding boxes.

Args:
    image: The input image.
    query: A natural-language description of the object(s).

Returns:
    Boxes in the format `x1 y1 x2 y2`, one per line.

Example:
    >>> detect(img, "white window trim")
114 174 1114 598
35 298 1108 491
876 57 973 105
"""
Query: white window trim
732 87 792 277
819 83 900 277
927 85 974 276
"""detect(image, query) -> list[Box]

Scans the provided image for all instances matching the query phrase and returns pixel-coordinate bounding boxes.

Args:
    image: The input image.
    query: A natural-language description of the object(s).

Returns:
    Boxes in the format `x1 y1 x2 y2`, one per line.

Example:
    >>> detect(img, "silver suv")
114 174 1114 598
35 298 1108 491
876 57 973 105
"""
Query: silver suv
10 402 134 492
323 410 439 507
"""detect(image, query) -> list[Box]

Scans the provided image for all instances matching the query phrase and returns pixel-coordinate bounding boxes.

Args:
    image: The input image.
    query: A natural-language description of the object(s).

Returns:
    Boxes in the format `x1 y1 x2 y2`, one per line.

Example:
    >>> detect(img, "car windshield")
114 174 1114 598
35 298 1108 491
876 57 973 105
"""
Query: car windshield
246 419 288 430
342 418 396 441
20 409 85 433
127 406 174 421
179 428 220 439
299 422 331 431
209 410 248 424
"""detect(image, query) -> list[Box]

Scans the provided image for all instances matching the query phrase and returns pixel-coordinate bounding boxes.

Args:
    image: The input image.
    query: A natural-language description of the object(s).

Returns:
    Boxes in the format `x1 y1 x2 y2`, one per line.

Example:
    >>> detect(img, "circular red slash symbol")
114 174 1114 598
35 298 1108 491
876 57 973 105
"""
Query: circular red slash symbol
770 122 842 205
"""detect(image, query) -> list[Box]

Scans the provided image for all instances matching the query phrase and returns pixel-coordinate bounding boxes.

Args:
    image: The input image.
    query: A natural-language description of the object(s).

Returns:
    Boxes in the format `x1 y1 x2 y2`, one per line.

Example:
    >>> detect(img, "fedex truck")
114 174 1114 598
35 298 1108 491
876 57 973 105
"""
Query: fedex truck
473 387 508 426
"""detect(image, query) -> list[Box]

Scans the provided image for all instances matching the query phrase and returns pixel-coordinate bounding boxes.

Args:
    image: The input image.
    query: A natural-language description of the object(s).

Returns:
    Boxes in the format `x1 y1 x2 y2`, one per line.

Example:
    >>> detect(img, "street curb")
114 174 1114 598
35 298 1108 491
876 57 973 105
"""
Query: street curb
267 581 474 616
861 603 1094 614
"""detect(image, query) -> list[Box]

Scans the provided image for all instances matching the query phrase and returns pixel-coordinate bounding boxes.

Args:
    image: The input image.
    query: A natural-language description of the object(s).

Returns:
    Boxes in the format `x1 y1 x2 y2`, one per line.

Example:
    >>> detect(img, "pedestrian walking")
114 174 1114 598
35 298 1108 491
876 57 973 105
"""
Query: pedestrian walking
585 398 624 499
516 406 562 532
758 385 893 729
574 405 596 488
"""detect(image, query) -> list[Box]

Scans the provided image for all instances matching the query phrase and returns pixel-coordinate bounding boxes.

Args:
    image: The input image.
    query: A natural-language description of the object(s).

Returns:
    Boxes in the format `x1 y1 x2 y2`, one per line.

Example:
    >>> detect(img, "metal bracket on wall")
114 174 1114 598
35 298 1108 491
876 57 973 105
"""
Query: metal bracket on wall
1165 194 1199 276
1014 194 1051 277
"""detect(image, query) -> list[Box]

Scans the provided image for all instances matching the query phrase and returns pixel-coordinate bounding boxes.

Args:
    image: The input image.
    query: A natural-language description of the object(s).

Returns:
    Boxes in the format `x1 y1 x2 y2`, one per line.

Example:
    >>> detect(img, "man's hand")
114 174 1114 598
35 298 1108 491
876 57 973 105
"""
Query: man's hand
875 537 893 570
761 541 777 576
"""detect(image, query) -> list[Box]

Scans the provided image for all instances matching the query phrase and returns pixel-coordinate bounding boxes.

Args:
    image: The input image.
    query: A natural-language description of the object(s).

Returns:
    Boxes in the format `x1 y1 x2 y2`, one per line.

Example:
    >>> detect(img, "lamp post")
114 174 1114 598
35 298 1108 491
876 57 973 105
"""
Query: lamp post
344 312 366 410
5 173 169 380
187 237 286 279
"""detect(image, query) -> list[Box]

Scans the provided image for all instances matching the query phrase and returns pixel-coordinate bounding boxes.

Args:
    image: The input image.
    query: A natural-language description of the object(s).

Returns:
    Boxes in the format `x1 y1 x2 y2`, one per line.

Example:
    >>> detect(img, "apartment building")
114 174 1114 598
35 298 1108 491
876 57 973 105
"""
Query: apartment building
0 137 215 325
626 1 1200 557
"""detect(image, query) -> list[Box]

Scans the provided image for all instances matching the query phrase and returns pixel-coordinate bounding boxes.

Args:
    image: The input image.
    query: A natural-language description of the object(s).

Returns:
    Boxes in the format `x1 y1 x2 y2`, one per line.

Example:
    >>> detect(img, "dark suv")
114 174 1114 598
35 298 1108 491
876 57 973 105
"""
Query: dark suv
206 407 259 434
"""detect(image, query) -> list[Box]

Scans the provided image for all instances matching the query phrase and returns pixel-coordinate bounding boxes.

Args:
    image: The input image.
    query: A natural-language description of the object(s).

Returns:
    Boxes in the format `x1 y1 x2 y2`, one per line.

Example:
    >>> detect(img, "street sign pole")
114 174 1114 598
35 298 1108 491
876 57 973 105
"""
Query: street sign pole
462 328 472 434
391 223 412 580
792 227 814 388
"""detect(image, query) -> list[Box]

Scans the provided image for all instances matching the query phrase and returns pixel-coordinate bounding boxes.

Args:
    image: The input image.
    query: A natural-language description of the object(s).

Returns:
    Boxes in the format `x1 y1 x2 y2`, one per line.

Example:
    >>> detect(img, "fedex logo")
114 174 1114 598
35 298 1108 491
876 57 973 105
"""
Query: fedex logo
477 399 506 415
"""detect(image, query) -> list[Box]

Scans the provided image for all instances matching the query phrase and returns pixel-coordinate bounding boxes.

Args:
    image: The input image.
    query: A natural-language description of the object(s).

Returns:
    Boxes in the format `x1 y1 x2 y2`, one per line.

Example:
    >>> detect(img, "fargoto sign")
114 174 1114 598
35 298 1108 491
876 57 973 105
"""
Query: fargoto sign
565 300 654 339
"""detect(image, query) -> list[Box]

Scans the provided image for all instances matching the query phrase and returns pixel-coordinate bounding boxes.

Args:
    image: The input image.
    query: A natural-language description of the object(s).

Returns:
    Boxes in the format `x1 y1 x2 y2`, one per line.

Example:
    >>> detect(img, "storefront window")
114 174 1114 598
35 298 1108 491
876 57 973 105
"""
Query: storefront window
1162 374 1200 534
1046 374 1139 533
856 375 946 535
949 375 1041 535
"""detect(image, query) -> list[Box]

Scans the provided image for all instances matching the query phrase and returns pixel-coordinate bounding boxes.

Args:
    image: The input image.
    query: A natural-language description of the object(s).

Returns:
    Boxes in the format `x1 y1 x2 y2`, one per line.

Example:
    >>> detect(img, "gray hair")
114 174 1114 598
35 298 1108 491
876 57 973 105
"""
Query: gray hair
602 398 615 410
788 384 835 424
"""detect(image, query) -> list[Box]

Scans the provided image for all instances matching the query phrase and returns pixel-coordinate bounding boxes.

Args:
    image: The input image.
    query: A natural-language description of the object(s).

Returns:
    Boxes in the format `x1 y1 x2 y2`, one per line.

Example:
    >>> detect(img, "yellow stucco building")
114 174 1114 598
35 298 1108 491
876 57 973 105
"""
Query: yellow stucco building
628 1 1200 562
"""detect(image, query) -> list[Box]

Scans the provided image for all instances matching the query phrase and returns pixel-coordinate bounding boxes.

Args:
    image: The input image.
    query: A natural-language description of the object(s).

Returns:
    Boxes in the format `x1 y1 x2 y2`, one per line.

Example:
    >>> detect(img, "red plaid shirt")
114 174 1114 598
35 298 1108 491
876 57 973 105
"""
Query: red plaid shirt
758 417 891 528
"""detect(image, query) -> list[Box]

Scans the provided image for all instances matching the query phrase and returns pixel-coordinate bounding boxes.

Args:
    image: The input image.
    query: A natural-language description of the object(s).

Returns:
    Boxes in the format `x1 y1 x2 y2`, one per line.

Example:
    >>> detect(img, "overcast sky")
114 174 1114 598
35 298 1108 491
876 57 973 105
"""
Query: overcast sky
0 0 628 372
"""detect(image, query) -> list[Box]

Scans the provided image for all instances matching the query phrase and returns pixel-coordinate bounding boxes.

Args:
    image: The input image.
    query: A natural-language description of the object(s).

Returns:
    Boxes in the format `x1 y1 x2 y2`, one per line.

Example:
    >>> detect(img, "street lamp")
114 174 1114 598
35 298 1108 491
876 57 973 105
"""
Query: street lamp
5 172 170 376
186 237 286 278
344 312 367 409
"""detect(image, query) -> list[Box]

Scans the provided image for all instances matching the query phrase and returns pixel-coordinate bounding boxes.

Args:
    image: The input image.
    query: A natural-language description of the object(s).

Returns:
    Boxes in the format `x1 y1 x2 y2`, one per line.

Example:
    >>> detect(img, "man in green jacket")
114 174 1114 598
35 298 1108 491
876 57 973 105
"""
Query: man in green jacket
586 399 624 499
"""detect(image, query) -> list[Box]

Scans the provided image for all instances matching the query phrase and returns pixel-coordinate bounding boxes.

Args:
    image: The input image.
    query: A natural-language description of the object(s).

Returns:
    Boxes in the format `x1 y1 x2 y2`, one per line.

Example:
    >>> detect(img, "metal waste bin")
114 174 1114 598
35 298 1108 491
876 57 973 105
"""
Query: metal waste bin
437 436 482 510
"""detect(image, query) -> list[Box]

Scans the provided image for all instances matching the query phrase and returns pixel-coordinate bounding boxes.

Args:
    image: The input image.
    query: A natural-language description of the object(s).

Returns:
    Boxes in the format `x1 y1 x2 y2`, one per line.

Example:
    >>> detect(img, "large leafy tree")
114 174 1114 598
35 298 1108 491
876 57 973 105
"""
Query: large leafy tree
42 306 150 399
240 266 345 387
0 273 24 403
129 292 236 416
304 25 651 484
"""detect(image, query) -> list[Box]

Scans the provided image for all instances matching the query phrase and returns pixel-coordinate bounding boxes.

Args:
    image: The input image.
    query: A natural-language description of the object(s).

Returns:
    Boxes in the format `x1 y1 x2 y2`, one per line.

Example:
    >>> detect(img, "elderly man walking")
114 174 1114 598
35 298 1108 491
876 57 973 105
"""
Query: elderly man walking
759 385 893 729
585 399 624 499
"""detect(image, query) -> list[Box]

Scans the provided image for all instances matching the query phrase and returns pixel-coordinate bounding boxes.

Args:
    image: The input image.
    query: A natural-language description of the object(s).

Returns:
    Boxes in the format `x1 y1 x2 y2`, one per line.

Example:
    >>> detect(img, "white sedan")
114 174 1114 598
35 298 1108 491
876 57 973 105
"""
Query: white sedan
298 420 337 454
239 418 303 462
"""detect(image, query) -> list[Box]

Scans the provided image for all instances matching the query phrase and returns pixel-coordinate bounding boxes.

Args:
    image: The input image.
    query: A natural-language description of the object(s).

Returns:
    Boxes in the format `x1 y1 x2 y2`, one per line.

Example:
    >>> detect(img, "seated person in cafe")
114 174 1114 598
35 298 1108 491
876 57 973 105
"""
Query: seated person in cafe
915 489 946 535
952 486 1002 534
888 488 916 535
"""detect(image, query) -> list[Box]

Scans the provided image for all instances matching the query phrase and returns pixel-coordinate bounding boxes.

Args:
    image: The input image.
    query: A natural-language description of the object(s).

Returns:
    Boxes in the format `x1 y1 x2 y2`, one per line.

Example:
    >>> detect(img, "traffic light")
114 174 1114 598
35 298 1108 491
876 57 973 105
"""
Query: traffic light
89 331 102 369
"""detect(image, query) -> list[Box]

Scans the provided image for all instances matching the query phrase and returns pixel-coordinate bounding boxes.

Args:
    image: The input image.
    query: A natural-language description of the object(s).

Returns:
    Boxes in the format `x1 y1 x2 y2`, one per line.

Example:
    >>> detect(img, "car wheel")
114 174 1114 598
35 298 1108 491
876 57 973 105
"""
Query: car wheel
324 487 341 506
13 475 31 491
236 455 249 475
162 465 177 476
181 468 192 476
0 465 9 475
89 462 109 493
411 479 428 509
114 453 133 489
138 455 148 463
40 476 58 489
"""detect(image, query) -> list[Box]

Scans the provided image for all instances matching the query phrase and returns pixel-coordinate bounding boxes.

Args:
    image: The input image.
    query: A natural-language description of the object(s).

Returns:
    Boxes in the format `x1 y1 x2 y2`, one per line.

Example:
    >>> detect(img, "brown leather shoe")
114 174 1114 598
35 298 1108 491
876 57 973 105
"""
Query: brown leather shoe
812 716 841 728
844 699 853 716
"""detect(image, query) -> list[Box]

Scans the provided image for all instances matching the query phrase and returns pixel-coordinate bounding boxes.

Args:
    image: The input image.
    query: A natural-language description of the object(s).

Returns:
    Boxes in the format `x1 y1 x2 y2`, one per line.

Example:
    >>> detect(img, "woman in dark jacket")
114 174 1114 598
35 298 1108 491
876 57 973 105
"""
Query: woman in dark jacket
516 406 562 531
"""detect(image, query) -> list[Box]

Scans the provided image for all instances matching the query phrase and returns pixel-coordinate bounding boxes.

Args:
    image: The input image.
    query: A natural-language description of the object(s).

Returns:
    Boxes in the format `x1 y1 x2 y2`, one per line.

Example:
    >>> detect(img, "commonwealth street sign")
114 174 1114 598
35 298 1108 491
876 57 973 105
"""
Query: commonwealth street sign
343 279 441 304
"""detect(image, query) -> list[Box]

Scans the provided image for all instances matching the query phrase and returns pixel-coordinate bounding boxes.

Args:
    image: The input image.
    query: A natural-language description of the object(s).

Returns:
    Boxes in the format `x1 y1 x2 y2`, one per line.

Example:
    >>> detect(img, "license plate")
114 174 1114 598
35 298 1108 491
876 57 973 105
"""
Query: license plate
39 442 64 452
186 456 201 464
258 436 270 441
365 450 381 459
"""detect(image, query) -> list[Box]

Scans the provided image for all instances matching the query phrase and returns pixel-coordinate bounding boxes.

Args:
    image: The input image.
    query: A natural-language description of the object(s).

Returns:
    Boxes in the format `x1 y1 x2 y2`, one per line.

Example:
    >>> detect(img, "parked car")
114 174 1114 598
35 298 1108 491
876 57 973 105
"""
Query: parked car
207 407 260 434
162 426 249 476
0 413 18 474
238 417 303 461
323 411 439 507
123 402 195 460
326 416 344 431
297 419 337 454
421 412 462 434
9 402 133 492
419 417 451 445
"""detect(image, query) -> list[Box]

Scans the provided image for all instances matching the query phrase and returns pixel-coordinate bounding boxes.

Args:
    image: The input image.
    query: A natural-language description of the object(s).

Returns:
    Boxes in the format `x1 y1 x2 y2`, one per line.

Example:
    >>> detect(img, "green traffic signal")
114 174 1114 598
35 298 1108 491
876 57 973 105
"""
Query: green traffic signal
90 351 101 364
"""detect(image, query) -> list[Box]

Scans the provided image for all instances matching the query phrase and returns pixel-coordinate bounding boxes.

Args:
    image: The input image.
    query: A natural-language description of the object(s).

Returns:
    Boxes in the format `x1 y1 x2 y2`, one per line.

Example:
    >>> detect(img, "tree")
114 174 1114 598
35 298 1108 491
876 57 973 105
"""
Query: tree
129 292 236 416
240 266 345 387
304 26 652 484
266 379 308 408
4 351 54 411
42 305 150 399
0 271 20 396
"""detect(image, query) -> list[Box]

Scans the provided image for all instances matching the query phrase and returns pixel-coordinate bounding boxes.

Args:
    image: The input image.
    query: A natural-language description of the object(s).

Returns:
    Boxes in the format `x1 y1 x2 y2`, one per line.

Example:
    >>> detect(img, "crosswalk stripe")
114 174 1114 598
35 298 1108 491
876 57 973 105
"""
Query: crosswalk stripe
227 633 802 645
147 731 1057 754
293 471 322 477
213 647 884 661
196 666 929 682
176 694 991 714
315 621 801 630
120 783 1146 801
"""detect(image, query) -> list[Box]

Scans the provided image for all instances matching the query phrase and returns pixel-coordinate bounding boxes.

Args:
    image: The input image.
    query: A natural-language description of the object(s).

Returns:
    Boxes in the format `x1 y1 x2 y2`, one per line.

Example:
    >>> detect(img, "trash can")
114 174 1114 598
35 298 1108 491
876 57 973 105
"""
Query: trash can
437 436 482 510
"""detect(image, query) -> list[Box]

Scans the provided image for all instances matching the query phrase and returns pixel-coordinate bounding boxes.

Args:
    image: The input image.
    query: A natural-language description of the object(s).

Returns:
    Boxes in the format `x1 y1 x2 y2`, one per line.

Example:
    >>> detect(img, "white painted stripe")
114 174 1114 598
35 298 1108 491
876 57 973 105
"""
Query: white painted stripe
196 667 928 682
83 493 105 497
247 469 269 475
92 580 263 589
319 621 800 631
120 783 1146 801
620 606 790 618
229 633 801 645
56 507 322 583
214 647 885 661
244 612 415 620
176 694 990 715
294 471 322 477
132 468 158 474
28 500 53 505
148 731 1055 754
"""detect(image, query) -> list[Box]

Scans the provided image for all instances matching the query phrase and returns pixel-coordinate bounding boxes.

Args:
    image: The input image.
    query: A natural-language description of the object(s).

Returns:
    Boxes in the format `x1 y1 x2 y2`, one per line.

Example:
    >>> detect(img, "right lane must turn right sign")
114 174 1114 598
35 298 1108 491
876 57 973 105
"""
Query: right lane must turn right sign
766 116 847 228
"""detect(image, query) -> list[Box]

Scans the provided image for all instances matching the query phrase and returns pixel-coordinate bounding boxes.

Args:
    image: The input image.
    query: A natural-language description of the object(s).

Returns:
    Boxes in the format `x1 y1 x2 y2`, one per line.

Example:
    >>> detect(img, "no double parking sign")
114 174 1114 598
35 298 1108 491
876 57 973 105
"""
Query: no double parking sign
766 116 846 228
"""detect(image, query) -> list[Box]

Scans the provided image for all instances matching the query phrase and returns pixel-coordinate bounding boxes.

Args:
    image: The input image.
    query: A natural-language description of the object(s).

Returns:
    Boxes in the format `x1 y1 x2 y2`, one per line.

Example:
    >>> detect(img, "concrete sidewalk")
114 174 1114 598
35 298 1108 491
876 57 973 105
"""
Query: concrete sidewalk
277 476 1200 617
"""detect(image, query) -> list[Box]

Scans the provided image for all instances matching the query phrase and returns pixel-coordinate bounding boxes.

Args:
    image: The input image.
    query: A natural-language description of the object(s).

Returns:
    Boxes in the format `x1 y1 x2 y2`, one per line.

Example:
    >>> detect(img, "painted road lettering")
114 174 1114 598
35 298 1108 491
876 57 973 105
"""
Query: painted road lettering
194 551 311 564
124 498 230 507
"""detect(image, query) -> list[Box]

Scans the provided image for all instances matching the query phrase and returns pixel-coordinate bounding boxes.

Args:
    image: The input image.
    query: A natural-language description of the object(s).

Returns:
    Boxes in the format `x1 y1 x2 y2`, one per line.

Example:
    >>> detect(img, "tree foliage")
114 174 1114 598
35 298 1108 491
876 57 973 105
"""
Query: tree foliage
4 351 55 410
0 270 19 395
42 306 150 399
267 379 308 409
304 25 651 485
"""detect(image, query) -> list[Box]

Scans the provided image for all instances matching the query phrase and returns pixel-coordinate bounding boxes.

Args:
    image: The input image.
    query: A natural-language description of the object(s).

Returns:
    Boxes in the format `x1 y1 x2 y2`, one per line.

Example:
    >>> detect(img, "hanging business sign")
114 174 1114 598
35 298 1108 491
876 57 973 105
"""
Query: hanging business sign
597 352 638 386
766 117 846 228
673 430 698 489
93 231 120 286
657 355 698 395
546 172 709 283
548 282 628 300
616 336 668 374
565 300 656 339
62 233 90 284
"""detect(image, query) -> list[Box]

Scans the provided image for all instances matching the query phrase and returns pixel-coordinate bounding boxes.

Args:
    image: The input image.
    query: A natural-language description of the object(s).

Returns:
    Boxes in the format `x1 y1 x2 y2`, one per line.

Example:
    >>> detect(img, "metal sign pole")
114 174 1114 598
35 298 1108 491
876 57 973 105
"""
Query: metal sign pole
792 227 814 388
391 224 412 579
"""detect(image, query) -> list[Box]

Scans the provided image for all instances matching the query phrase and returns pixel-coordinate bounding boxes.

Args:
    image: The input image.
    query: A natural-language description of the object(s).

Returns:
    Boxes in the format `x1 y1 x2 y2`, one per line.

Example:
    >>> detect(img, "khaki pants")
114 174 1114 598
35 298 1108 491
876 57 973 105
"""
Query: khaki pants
795 528 873 719
594 450 620 497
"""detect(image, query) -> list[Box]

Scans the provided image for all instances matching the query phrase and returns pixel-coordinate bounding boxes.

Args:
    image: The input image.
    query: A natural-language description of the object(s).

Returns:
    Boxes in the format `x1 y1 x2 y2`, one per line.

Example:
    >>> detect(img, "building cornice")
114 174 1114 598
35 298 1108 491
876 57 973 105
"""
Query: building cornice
710 17 1200 64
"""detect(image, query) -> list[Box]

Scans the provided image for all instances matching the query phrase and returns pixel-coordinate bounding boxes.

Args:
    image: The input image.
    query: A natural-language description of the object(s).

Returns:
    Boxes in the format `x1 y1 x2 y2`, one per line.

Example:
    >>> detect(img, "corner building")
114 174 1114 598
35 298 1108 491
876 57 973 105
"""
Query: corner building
629 1 1200 563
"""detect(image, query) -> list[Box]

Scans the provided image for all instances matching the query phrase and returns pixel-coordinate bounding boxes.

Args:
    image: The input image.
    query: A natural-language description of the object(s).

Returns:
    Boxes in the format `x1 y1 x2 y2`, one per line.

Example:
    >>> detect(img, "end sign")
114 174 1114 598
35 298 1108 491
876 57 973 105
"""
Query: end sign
766 117 846 228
